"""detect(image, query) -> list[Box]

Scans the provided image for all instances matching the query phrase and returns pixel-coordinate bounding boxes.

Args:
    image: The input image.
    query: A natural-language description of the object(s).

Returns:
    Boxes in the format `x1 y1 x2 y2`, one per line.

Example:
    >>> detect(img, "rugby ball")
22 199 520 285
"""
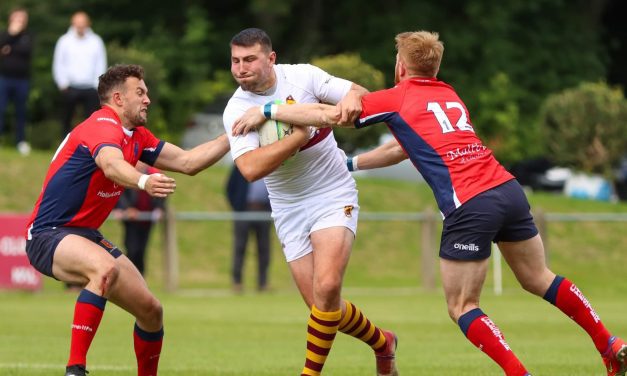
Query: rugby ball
258 118 294 147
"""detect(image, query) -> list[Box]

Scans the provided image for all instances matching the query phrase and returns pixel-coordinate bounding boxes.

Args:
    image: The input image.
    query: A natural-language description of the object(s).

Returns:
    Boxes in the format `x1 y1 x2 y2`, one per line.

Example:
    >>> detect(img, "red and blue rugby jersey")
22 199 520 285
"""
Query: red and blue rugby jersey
356 78 513 217
27 106 165 236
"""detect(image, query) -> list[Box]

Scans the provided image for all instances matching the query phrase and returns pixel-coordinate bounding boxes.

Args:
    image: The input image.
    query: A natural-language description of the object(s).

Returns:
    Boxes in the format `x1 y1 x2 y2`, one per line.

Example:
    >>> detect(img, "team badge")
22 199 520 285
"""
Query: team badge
344 205 354 218
286 95 295 104
100 239 115 249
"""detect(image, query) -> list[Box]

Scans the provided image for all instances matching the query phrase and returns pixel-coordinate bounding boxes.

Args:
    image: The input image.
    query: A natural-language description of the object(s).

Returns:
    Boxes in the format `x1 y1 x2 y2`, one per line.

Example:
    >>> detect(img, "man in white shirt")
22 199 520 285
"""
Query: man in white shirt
223 28 398 376
53 11 106 137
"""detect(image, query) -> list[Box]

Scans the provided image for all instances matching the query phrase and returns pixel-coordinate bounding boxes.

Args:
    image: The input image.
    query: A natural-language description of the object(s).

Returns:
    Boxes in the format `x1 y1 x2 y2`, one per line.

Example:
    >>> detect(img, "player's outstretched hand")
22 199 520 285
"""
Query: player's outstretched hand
145 173 176 198
336 89 363 124
233 107 266 136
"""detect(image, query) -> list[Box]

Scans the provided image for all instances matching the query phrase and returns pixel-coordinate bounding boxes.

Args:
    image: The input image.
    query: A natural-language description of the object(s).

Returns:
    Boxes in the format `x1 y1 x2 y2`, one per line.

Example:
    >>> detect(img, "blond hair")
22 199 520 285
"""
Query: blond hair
395 31 443 77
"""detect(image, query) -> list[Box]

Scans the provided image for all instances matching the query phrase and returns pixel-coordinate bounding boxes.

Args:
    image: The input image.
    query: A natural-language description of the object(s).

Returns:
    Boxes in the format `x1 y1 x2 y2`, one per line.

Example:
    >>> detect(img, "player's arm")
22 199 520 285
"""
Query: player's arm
153 133 230 176
232 103 349 136
235 126 310 182
95 146 176 198
349 138 408 171
336 83 369 123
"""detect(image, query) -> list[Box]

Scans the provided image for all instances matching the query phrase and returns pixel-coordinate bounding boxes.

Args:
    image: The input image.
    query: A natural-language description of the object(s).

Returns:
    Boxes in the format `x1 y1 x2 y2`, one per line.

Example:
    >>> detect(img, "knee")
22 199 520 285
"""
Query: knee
95 260 120 295
315 276 342 302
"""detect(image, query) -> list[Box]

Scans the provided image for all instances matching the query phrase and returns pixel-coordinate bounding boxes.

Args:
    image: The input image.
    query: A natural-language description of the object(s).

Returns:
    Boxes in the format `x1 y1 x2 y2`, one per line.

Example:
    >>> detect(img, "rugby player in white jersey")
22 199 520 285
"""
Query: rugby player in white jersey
223 28 398 376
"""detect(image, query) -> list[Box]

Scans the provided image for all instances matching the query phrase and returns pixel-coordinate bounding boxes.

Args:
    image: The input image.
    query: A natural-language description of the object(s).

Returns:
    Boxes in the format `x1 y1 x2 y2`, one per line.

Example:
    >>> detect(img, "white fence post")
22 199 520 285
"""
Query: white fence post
421 207 437 291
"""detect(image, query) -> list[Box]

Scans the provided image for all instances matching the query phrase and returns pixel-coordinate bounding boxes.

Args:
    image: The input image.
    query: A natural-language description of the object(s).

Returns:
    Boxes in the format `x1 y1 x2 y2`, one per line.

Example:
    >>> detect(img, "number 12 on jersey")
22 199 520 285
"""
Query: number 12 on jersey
427 101 475 134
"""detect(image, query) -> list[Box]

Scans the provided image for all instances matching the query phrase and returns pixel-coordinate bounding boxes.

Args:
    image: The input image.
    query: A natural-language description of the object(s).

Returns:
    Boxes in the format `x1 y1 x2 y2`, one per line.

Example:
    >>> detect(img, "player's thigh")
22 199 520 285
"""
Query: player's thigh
498 235 555 294
288 253 315 307
310 226 354 281
107 255 161 322
52 234 117 283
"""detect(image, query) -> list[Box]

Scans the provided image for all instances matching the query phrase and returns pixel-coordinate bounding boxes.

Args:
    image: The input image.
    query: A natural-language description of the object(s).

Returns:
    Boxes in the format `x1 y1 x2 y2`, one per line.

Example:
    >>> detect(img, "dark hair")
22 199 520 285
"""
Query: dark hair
9 7 28 16
97 64 144 104
230 28 272 52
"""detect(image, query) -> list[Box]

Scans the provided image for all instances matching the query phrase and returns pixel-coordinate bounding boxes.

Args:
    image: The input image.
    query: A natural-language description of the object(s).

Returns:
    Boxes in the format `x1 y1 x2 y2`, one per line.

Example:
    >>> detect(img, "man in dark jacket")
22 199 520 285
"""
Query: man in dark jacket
226 165 271 292
0 8 32 155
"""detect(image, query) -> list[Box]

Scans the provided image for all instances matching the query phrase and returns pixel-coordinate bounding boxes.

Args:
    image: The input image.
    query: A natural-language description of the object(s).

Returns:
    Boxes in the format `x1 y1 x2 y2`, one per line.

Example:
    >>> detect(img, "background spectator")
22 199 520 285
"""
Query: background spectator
226 165 272 293
0 7 32 155
52 11 106 138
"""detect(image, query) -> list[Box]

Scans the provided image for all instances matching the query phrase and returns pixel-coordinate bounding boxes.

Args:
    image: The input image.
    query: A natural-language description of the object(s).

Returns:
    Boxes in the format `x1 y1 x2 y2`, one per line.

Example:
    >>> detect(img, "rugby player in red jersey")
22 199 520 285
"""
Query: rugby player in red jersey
233 31 627 376
26 64 230 376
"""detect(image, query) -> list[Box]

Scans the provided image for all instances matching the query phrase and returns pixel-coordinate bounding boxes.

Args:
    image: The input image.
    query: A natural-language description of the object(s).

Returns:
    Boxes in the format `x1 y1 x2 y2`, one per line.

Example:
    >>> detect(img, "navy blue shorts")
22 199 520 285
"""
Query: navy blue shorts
26 227 123 279
439 179 538 261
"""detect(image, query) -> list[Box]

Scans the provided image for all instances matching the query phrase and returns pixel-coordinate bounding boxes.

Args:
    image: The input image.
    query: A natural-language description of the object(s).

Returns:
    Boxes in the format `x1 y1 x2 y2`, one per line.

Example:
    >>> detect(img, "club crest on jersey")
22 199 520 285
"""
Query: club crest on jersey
286 95 295 104
344 205 354 218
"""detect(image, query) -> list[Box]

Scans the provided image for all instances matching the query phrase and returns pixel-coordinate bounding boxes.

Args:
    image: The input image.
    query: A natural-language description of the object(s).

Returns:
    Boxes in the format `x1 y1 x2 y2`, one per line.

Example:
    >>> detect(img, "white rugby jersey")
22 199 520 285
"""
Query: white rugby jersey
223 64 356 207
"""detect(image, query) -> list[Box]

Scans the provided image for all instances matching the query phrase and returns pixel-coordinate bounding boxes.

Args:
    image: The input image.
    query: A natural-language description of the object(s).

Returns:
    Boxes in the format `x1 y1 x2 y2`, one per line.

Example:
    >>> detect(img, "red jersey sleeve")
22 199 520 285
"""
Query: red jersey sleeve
135 127 165 166
355 86 402 129
83 121 125 158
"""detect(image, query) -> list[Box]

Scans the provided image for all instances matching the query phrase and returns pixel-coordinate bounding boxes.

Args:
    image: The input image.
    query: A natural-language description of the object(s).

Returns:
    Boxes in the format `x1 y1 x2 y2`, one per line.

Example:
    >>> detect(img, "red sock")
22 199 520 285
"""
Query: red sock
459 308 528 376
67 289 106 367
133 323 164 376
546 276 611 353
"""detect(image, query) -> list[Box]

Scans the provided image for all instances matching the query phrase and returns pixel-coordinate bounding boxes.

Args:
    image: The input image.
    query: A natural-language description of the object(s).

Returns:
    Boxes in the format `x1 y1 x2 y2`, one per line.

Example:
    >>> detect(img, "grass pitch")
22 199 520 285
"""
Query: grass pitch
1 287 626 375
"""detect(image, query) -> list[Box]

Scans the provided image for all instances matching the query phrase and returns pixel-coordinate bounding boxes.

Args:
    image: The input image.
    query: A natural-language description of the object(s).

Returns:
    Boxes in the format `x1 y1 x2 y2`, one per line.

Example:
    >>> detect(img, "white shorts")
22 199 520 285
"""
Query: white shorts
272 189 359 262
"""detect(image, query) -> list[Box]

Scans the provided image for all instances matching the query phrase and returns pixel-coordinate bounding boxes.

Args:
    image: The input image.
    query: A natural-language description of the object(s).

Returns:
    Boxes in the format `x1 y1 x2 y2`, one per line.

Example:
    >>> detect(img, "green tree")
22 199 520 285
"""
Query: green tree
474 72 523 163
539 81 627 179
311 53 386 153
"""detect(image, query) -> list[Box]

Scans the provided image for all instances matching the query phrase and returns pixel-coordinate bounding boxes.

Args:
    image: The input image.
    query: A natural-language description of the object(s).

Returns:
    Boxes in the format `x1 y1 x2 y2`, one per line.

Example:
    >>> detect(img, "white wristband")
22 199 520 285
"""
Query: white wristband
352 155 360 171
270 104 278 120
137 174 150 190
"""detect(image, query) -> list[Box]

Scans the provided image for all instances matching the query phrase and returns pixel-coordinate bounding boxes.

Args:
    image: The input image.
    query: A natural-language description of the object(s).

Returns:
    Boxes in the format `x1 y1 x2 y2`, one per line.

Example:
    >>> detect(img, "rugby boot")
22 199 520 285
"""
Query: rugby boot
375 330 398 376
65 364 88 376
603 336 627 376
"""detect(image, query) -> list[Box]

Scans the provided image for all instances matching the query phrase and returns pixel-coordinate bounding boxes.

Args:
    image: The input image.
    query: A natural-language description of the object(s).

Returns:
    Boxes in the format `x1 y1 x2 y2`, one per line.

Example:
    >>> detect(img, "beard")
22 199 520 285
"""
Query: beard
238 78 265 93
236 68 275 94
124 108 147 127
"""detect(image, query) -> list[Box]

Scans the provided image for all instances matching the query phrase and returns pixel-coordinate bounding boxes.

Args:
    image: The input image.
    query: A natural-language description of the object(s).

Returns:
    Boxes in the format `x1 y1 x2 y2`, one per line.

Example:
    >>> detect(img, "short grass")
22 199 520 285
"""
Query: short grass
1 288 626 375
1 146 627 375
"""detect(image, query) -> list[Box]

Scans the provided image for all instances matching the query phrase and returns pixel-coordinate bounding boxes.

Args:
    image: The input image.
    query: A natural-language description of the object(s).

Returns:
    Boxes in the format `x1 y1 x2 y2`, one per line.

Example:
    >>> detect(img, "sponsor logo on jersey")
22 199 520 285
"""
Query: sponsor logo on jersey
97 117 118 125
445 142 488 164
97 190 122 198
344 205 353 218
454 242 480 252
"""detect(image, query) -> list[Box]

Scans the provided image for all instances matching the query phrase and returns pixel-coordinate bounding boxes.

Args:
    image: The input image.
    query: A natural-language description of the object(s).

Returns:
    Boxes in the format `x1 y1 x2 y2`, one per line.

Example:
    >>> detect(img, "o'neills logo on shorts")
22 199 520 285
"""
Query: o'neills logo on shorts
344 205 353 218
454 243 480 252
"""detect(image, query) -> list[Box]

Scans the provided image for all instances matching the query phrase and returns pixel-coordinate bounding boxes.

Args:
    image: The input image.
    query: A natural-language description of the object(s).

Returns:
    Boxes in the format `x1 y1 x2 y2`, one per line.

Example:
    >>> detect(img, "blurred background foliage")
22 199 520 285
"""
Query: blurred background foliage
0 0 625 171
540 82 627 178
